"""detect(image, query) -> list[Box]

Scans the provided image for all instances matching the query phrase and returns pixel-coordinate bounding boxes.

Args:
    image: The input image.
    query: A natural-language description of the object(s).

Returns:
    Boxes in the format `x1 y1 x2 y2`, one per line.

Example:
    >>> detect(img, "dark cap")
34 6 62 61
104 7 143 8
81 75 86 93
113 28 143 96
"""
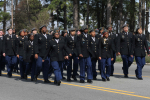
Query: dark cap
106 25 112 29
7 27 13 31
99 27 105 31
69 28 76 31
39 25 47 32
23 29 28 32
31 28 37 32
89 29 95 33
81 25 88 31
19 30 24 36
136 26 142 34
102 29 108 36
122 24 129 28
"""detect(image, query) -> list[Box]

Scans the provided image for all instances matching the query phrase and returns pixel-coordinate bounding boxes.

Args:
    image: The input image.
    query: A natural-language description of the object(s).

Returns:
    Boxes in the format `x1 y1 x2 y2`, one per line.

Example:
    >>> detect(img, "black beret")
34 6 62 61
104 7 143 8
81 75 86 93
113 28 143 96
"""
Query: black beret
106 25 112 29
81 25 88 31
39 25 47 32
31 28 37 32
122 24 129 28
102 29 108 35
7 27 12 31
99 27 105 31
19 30 24 35
69 28 76 31
89 29 94 33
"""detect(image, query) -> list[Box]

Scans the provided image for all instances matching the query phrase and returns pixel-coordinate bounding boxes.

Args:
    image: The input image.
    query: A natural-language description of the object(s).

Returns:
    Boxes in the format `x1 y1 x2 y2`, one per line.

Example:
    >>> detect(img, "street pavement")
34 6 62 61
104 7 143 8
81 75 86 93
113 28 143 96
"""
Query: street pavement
0 63 150 100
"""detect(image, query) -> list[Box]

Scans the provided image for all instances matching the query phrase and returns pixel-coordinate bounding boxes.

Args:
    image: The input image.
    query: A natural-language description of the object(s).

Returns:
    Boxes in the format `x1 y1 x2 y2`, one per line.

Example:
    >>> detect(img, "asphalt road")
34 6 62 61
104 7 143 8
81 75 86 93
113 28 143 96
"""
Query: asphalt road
0 63 150 100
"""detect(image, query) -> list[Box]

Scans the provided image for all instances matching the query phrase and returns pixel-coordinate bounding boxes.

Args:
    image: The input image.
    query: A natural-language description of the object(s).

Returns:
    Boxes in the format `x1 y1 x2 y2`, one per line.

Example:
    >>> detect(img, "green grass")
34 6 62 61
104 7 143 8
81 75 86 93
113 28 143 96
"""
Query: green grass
116 55 150 63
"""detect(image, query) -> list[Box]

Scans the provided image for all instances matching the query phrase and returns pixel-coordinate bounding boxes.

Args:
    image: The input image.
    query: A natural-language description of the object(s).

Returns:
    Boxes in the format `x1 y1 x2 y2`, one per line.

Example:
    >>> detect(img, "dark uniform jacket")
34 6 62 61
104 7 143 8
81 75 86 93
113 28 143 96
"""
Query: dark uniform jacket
65 35 78 56
0 36 3 56
16 37 26 56
90 36 100 59
77 33 94 58
117 31 133 55
24 36 28 41
99 37 115 58
44 38 71 62
3 34 17 56
23 41 34 62
133 34 149 56
109 32 117 52
96 33 103 39
34 33 53 58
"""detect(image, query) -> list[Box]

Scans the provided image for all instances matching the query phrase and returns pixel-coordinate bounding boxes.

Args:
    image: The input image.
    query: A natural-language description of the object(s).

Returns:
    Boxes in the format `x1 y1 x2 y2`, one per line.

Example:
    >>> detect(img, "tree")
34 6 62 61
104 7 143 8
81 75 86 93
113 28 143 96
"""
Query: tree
73 0 79 29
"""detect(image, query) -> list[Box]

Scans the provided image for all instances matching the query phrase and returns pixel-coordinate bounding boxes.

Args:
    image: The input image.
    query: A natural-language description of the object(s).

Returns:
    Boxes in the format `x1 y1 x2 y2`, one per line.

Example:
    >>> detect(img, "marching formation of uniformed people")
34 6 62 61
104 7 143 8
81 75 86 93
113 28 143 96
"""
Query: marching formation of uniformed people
0 24 149 86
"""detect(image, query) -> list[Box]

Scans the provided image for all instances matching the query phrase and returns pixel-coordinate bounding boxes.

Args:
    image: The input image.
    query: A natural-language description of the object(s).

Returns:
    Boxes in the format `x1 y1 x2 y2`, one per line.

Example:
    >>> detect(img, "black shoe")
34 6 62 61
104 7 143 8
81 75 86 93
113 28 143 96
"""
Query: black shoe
80 80 85 83
72 76 77 81
138 78 143 80
124 75 128 78
135 70 138 78
21 77 24 79
0 73 1 76
44 80 51 83
31 79 34 81
93 76 97 80
102 78 106 82
56 81 61 86
34 75 38 81
122 67 124 70
7 74 12 78
110 74 114 76
67 78 72 82
107 78 110 81
62 77 66 80
24 74 27 80
87 79 93 83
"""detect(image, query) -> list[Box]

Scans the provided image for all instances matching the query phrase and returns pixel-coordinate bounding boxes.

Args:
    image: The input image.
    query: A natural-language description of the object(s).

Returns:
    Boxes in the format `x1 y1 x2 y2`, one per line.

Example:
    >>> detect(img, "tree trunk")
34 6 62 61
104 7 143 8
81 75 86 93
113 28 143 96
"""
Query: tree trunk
146 0 149 40
86 0 89 25
96 0 100 28
3 0 6 32
101 0 104 27
63 0 67 30
130 0 135 32
78 0 80 28
107 0 112 26
139 0 142 26
142 0 145 34
116 5 119 34
73 0 79 29
51 11 54 30
119 0 123 33
57 9 59 27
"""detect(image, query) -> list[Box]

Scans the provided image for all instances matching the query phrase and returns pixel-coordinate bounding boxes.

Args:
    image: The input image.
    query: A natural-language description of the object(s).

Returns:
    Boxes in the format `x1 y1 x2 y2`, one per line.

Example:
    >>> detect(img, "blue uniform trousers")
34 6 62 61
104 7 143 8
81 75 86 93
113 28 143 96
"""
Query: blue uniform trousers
111 53 116 75
91 59 97 77
121 55 134 75
5 56 17 76
36 56 50 80
100 58 111 79
51 61 63 81
67 53 78 79
79 56 93 80
135 56 145 78
19 56 26 78
25 58 36 79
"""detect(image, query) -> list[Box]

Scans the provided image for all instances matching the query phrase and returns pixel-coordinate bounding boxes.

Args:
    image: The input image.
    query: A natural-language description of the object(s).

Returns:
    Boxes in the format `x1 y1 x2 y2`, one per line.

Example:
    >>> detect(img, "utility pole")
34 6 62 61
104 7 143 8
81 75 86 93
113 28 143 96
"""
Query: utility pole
11 0 13 28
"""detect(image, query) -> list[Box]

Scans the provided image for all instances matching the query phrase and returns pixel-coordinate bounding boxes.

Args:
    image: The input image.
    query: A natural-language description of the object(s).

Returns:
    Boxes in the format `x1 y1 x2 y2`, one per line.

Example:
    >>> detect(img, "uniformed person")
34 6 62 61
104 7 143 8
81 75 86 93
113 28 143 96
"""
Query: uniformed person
34 25 52 83
16 30 26 79
65 28 79 81
61 30 68 75
133 27 149 80
96 27 104 39
106 25 116 76
0 30 4 76
117 24 134 78
24 33 36 81
31 28 38 35
90 29 100 80
3 28 17 77
44 31 72 86
77 25 94 83
24 29 28 41
99 30 115 81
